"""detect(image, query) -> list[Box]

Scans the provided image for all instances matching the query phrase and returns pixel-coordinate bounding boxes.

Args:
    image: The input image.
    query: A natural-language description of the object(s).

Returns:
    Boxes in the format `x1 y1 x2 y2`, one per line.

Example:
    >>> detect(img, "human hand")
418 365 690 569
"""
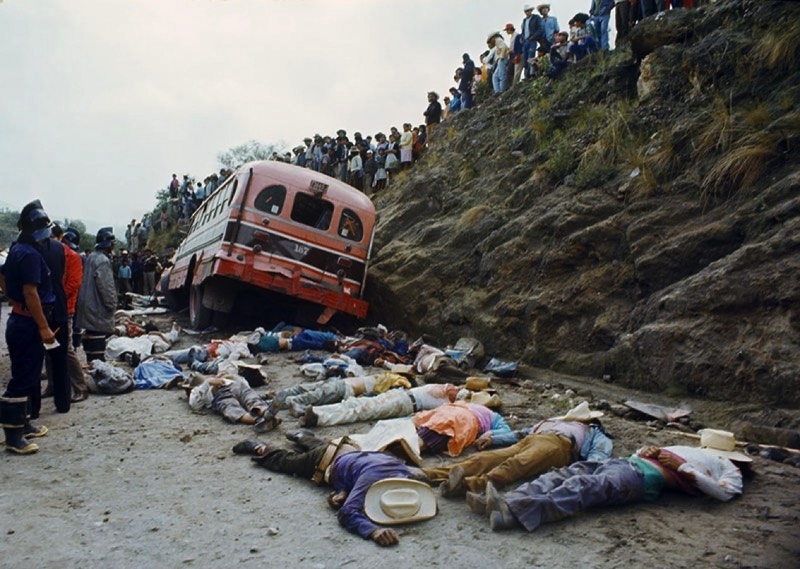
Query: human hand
371 528 399 546
39 325 56 345
638 446 661 459
657 452 684 471
475 433 493 450
327 490 348 509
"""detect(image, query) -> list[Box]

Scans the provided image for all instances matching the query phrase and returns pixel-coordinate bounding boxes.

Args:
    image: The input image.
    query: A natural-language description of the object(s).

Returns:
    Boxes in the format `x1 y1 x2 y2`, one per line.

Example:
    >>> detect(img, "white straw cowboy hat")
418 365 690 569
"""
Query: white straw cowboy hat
549 401 604 421
364 478 437 525
698 429 752 462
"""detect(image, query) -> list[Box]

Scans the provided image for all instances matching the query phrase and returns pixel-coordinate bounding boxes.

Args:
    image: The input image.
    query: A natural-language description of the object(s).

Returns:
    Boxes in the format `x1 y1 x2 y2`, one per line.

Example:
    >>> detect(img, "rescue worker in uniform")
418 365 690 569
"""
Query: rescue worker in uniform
0 200 56 455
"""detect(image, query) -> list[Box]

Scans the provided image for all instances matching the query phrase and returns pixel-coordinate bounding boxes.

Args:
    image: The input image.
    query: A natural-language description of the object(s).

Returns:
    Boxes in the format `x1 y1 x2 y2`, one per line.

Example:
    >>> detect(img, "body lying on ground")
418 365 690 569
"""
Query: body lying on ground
467 440 749 532
424 401 613 495
231 435 434 547
300 383 460 428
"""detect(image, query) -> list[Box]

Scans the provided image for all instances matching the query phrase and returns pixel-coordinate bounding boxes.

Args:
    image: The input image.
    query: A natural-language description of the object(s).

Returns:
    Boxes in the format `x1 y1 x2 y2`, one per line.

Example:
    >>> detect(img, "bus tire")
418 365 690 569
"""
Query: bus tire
190 284 212 330
160 273 187 312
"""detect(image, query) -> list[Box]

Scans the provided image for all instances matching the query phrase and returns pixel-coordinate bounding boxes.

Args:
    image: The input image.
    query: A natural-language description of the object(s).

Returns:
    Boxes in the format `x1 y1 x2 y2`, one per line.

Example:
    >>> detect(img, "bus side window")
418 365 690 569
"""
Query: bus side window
200 202 210 226
338 209 364 241
227 178 238 206
254 185 286 216
215 180 232 219
291 192 334 231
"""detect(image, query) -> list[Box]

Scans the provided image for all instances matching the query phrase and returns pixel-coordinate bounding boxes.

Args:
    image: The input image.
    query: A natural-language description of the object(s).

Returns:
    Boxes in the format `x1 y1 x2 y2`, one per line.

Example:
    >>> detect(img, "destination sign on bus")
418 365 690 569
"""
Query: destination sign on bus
309 180 329 194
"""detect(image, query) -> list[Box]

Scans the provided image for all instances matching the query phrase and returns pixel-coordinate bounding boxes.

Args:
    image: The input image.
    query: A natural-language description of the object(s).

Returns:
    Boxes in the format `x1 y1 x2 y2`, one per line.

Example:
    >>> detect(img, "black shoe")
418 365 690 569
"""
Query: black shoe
285 428 324 450
232 439 265 456
285 428 316 444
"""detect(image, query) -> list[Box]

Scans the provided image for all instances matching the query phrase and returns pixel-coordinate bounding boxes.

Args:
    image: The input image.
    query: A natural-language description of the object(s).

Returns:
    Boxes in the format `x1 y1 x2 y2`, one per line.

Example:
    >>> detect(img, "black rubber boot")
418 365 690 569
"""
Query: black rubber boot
1 397 39 455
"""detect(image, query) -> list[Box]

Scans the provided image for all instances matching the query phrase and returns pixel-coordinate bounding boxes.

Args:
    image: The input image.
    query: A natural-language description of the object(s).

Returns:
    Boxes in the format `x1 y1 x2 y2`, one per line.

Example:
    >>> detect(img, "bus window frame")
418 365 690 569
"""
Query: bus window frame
290 191 335 231
337 208 364 242
254 184 287 216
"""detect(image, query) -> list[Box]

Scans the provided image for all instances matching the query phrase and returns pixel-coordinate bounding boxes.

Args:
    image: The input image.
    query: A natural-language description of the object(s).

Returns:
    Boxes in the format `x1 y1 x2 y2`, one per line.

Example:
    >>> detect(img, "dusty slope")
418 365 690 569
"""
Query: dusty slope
365 0 800 406
2 308 799 569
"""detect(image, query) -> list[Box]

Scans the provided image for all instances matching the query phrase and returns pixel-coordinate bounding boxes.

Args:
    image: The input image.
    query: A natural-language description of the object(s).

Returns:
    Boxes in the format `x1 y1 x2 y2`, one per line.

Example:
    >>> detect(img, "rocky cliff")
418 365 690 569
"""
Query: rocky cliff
366 0 800 406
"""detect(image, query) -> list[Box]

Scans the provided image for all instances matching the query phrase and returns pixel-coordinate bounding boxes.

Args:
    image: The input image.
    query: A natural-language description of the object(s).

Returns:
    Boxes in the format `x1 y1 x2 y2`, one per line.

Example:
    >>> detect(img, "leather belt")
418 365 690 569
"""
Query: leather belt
10 303 53 318
11 305 34 317
540 430 576 446
312 436 356 486
408 391 420 412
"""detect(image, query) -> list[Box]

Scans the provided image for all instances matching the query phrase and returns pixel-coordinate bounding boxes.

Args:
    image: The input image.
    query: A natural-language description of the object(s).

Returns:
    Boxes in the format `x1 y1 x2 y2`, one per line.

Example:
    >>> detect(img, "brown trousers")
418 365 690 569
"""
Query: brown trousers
424 432 573 493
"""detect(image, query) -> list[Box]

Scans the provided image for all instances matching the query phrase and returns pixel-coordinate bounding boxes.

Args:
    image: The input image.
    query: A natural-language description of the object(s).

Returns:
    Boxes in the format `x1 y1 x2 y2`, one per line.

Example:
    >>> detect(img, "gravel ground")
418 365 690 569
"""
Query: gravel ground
1 306 799 569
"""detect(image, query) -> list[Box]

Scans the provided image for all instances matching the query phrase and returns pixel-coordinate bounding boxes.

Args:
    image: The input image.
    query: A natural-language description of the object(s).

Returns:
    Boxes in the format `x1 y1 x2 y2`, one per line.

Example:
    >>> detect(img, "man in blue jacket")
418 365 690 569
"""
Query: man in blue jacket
521 4 543 79
234 436 433 547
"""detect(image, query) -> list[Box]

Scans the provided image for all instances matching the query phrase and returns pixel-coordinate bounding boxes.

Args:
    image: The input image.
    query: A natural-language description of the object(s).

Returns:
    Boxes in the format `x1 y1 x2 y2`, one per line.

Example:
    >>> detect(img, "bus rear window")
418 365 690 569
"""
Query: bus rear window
291 192 334 230
254 185 286 215
338 209 364 241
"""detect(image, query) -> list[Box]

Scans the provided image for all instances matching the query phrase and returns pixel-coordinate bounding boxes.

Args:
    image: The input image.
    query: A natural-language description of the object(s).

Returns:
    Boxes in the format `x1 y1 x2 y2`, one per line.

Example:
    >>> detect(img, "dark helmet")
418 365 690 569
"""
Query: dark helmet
95 226 116 250
17 199 53 242
63 227 81 251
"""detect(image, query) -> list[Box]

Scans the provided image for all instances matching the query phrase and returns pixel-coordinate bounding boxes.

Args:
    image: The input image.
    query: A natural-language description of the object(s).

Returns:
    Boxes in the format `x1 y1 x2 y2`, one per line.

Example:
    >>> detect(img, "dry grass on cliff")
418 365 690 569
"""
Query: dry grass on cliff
751 24 800 73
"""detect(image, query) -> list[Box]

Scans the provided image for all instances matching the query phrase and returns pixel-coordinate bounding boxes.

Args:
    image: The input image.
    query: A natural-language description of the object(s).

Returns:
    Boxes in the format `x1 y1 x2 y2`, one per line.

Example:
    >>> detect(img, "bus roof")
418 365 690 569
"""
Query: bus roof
240 160 376 216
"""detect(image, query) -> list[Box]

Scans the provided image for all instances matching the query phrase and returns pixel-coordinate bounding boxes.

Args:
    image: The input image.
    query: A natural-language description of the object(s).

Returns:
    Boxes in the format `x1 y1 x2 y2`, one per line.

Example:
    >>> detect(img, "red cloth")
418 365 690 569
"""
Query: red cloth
62 243 83 315
412 401 480 457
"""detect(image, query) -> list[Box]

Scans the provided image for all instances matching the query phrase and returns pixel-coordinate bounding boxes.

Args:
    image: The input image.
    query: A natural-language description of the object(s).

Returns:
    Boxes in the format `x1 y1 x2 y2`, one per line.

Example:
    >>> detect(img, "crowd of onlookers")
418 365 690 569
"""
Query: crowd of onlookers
449 0 707 104
141 1 704 224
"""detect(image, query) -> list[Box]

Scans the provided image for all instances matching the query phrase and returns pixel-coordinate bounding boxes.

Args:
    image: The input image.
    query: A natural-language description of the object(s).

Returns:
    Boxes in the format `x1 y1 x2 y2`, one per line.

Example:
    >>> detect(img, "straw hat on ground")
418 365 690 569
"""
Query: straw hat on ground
699 429 752 462
364 478 437 525
549 401 604 421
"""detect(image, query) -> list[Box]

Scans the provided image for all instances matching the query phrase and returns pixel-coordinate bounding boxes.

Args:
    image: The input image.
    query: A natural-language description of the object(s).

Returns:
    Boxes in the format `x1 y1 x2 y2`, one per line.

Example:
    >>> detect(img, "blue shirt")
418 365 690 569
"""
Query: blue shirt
491 422 613 461
329 452 412 540
1 241 55 307
541 16 559 44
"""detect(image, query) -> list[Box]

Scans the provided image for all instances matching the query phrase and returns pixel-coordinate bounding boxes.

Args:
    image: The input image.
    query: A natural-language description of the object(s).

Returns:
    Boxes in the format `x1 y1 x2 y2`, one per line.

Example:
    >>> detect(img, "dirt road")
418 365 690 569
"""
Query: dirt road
1 306 798 569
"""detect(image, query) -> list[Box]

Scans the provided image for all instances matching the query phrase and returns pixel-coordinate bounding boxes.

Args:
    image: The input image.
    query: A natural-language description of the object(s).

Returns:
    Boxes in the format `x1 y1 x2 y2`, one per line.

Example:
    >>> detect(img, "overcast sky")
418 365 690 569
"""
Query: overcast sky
1 0 596 233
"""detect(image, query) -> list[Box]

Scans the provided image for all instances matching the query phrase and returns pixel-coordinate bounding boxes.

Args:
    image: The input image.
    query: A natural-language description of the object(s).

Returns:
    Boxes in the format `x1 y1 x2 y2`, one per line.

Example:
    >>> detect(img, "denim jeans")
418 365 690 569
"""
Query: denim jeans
492 57 509 93
523 39 538 78
594 14 611 50
504 459 646 531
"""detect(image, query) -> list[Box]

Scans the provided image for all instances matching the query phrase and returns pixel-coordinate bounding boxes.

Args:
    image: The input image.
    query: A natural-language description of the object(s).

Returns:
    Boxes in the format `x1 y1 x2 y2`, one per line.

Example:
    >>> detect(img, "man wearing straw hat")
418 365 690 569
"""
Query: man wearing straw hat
469 428 749 532
425 401 612 497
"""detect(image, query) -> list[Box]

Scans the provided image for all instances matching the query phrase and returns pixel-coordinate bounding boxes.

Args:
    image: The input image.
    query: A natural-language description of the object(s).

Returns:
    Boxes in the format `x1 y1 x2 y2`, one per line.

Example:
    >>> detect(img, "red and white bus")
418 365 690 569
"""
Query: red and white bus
162 160 377 328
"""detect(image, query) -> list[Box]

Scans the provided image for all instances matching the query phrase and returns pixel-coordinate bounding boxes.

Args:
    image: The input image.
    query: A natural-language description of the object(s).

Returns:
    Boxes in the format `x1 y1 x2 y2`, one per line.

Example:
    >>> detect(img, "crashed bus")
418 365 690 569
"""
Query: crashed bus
161 160 377 329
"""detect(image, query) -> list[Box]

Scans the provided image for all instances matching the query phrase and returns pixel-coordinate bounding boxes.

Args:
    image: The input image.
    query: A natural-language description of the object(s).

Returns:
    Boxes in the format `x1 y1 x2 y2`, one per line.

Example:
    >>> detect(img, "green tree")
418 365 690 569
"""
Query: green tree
60 218 87 236
217 140 284 169
0 210 19 248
